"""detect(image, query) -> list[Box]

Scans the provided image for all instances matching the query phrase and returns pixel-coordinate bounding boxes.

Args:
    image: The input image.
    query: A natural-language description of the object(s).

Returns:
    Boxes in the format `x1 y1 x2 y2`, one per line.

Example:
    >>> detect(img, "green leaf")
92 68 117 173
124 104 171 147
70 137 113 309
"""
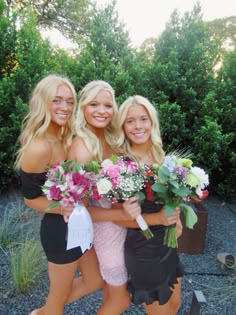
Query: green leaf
84 160 100 174
151 183 167 193
46 201 60 211
73 162 83 172
171 185 190 197
158 165 170 182
164 201 177 216
169 180 179 189
110 154 119 164
180 203 198 229
135 191 146 202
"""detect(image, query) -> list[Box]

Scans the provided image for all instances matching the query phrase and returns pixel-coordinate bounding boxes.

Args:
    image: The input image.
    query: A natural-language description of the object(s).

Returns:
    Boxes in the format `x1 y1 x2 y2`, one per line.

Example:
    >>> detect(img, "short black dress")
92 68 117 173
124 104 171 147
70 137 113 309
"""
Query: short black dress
20 169 84 264
124 199 184 306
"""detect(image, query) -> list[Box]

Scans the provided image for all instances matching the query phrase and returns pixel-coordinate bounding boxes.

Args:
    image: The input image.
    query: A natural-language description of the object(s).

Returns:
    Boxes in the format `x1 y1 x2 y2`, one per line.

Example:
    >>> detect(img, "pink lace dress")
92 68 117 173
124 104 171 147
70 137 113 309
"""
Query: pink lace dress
90 196 128 286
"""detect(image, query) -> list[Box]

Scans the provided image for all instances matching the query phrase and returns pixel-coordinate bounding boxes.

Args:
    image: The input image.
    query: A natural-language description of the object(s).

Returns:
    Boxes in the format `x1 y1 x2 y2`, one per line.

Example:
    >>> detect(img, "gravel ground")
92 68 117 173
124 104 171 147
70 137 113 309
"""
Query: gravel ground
0 189 235 315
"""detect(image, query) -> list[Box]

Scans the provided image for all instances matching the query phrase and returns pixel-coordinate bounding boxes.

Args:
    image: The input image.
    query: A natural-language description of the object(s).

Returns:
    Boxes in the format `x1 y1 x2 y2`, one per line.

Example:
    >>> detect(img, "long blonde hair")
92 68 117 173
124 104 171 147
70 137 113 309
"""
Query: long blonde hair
15 74 77 169
75 80 118 161
117 95 165 165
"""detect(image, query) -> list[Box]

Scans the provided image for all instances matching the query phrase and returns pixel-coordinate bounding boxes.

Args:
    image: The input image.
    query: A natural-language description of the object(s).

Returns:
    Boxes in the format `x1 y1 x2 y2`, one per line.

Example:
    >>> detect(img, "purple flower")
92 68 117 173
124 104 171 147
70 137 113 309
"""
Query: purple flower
173 166 188 181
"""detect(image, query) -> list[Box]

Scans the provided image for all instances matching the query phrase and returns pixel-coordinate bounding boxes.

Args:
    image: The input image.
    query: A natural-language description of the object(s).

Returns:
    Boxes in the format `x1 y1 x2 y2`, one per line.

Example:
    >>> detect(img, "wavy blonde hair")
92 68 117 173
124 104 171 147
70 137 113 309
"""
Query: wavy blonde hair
117 95 165 165
15 74 77 169
75 80 118 161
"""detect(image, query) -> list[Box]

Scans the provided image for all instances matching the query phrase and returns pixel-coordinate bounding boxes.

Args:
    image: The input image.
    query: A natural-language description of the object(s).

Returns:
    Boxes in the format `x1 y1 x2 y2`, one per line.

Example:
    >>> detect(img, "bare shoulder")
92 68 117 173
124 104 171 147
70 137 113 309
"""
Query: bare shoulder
68 136 92 163
21 138 51 172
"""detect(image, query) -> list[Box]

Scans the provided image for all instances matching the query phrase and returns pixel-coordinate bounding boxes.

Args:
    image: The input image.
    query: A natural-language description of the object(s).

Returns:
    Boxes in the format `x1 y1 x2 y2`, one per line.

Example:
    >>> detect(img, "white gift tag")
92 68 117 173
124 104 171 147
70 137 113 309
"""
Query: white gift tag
66 203 93 252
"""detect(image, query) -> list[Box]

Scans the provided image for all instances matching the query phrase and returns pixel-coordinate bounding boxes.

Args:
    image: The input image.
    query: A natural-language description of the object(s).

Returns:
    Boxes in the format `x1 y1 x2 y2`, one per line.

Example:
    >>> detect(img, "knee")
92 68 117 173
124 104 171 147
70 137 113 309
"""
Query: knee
48 287 71 306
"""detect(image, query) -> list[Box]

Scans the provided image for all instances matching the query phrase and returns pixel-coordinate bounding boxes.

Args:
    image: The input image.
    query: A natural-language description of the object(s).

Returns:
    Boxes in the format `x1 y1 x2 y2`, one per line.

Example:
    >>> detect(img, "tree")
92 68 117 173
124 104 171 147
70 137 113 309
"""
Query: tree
0 13 56 191
73 0 136 102
3 0 93 42
0 0 17 78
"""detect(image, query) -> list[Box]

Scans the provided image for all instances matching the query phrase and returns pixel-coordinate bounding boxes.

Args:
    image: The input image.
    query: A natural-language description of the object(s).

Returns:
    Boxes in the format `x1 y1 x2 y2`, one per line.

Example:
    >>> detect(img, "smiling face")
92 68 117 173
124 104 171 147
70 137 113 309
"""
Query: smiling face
123 104 152 146
50 84 75 126
83 89 114 132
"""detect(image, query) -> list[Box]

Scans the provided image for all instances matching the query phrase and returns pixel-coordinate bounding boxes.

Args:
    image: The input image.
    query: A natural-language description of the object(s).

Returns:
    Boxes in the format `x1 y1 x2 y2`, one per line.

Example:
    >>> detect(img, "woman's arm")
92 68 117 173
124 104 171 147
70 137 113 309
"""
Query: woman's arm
21 139 73 218
115 201 180 228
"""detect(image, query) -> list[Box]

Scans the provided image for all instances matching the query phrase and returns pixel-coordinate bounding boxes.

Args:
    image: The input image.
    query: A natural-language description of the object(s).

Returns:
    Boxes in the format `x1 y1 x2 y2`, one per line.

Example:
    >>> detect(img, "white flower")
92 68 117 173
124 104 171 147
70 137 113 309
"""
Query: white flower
97 178 112 195
101 159 114 169
164 155 177 171
190 166 209 195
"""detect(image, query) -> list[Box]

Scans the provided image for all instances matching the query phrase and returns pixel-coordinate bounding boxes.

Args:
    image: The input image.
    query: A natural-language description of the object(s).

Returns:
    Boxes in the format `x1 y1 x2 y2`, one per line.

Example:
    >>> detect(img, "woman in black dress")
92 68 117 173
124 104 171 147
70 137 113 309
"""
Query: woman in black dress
15 74 103 315
117 95 183 315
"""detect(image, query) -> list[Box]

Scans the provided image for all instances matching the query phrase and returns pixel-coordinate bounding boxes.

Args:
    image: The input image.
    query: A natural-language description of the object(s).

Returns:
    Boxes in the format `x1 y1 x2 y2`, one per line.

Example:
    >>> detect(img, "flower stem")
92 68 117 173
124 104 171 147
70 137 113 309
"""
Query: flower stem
164 226 177 248
136 214 154 240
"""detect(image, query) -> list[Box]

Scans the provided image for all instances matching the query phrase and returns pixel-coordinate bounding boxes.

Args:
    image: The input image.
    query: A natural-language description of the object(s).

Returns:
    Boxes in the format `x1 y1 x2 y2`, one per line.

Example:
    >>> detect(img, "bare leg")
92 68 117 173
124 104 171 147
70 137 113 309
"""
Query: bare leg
29 247 103 315
67 247 104 303
102 282 109 304
96 282 130 315
143 278 181 315
169 278 181 315
44 259 79 315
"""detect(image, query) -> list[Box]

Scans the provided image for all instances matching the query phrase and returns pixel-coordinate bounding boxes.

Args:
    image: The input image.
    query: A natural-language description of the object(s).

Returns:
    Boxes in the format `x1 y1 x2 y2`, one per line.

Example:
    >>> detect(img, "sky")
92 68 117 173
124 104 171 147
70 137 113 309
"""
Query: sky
43 0 236 49
96 0 236 47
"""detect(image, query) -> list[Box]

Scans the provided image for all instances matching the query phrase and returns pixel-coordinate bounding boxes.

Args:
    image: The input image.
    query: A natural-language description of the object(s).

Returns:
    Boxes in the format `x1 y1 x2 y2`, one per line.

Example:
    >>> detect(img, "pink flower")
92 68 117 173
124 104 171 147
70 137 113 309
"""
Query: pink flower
126 160 138 173
101 158 114 169
105 165 121 180
73 172 90 190
49 185 62 200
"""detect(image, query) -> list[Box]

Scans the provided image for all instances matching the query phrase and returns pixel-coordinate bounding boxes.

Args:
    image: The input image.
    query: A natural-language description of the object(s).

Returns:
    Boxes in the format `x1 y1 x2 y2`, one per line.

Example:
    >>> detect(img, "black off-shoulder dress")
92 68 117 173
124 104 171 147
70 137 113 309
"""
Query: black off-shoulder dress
20 169 84 264
124 199 184 306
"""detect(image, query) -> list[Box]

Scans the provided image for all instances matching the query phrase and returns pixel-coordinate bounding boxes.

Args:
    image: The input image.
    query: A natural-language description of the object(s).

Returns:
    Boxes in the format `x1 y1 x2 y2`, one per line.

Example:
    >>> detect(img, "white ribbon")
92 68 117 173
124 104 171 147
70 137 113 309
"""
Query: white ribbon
66 203 93 252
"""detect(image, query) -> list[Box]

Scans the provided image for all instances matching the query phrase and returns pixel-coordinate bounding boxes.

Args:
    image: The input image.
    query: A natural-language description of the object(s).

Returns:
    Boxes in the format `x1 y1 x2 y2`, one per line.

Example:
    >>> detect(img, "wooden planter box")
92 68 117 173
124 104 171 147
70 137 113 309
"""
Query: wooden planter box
177 203 208 254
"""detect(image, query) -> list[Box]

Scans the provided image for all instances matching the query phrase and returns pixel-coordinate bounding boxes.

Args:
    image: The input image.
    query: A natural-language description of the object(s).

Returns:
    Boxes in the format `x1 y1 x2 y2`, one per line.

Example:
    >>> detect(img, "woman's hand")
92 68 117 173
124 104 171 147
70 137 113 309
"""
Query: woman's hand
61 205 74 223
156 207 180 226
176 217 183 239
122 196 141 220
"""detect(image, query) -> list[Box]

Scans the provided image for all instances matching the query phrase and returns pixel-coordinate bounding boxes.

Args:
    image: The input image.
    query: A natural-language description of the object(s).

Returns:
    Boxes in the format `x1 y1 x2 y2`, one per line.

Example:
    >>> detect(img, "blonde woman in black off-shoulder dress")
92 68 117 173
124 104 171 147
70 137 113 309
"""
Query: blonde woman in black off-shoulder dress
117 95 184 315
15 74 103 315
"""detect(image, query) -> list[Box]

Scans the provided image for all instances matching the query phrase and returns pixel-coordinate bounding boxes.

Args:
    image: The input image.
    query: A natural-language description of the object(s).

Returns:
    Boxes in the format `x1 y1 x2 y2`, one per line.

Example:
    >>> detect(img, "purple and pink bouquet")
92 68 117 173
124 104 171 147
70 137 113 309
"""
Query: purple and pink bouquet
84 155 154 239
42 160 91 209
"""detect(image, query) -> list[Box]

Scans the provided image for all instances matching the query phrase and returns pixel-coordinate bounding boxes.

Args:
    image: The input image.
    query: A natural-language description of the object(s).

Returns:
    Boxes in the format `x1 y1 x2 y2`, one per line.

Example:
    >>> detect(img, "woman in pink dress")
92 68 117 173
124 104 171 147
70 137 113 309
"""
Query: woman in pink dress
68 80 138 314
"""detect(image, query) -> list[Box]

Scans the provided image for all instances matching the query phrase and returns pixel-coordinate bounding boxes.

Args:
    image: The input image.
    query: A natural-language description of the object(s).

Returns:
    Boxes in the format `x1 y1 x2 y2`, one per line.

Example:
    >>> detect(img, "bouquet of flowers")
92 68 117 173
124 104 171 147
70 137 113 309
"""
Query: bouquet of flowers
84 155 154 239
42 160 91 209
42 160 93 252
148 154 209 248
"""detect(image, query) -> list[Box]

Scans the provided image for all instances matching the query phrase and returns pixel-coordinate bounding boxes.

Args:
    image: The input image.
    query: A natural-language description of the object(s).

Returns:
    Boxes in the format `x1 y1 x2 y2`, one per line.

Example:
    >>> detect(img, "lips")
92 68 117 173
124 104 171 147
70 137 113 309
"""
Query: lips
132 132 145 137
93 116 108 122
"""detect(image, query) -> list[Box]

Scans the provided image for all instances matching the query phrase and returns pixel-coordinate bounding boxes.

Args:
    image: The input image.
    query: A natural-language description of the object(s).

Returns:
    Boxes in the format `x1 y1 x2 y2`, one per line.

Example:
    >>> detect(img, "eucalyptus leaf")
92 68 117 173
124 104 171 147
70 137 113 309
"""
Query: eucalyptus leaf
180 203 198 229
169 180 179 189
158 165 170 182
164 201 177 216
151 183 167 193
171 185 189 197
135 191 146 202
